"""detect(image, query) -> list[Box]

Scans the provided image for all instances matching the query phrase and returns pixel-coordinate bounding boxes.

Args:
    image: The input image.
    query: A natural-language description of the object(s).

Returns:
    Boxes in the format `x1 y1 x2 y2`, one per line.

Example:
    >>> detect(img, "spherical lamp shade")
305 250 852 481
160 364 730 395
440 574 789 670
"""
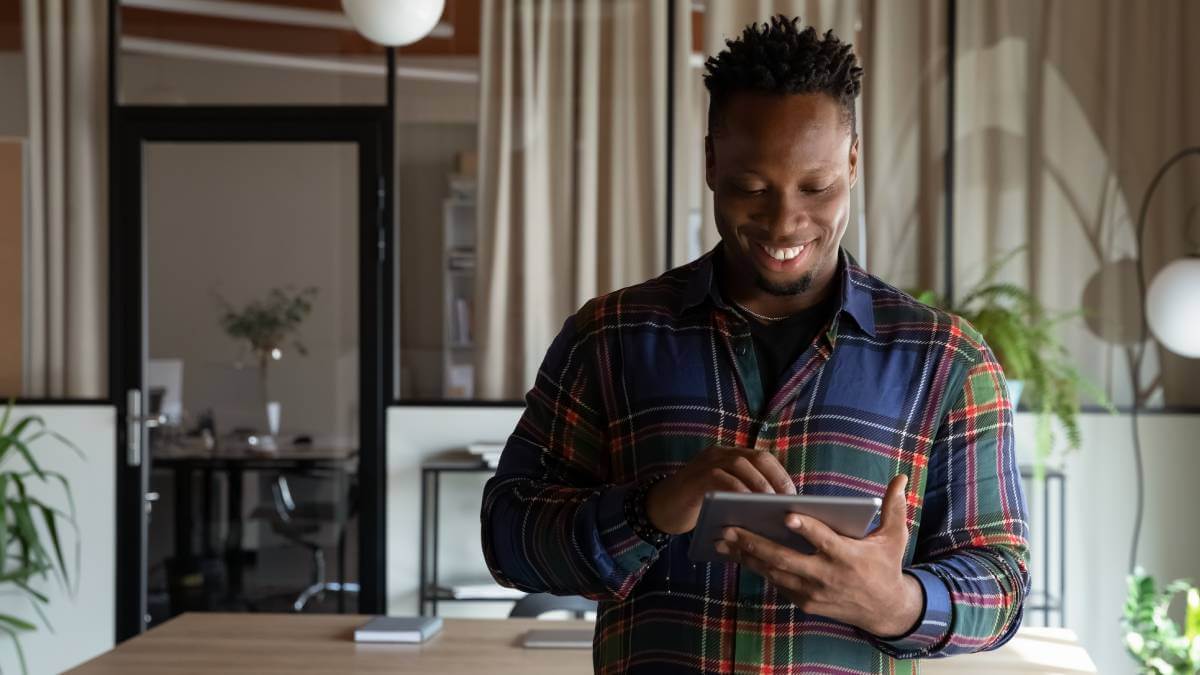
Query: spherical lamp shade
341 0 445 47
1146 256 1200 358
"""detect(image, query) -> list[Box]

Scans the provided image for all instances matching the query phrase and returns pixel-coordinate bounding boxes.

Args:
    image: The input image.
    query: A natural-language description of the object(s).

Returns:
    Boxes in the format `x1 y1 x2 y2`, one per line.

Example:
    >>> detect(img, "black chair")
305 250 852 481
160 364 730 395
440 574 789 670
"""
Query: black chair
254 473 359 611
509 593 597 619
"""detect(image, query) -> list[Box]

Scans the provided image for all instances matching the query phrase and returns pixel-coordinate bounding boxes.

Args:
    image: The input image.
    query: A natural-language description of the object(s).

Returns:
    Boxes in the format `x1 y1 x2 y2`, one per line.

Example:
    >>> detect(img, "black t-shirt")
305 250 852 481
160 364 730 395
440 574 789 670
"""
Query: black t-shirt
740 292 839 400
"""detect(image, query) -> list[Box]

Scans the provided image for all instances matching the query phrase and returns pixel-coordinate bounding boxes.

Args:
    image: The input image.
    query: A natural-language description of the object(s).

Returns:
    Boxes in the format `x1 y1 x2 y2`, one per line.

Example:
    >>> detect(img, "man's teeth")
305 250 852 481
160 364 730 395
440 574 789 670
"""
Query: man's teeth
761 243 806 261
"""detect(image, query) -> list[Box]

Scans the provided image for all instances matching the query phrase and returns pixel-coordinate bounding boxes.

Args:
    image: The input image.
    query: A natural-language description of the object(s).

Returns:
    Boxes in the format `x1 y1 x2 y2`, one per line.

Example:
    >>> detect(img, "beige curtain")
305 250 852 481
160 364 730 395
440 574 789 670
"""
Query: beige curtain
949 0 1200 407
22 0 107 398
476 0 667 399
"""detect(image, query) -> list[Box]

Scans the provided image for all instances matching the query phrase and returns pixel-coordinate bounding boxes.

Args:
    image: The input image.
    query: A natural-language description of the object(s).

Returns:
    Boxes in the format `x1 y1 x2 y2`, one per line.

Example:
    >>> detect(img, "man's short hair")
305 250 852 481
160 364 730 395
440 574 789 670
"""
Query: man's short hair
703 15 864 137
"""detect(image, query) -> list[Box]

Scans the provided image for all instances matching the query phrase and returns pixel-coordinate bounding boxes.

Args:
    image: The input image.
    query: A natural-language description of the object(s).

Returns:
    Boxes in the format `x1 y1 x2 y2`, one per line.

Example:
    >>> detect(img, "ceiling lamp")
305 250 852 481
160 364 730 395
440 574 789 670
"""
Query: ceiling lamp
341 0 446 47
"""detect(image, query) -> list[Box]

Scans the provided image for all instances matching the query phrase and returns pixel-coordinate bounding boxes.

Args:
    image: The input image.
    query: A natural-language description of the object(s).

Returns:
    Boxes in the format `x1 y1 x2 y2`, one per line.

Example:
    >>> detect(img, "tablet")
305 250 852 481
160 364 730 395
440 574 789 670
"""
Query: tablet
686 492 882 563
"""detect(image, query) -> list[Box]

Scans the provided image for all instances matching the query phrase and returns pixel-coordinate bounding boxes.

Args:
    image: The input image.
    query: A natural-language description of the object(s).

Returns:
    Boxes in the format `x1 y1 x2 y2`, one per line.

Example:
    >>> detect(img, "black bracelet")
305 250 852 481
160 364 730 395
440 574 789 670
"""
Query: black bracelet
624 473 671 547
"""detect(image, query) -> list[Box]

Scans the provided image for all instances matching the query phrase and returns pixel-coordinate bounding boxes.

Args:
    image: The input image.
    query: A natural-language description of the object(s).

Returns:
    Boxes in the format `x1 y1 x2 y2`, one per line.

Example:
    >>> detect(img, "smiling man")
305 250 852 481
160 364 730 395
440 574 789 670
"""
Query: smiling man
482 15 1030 674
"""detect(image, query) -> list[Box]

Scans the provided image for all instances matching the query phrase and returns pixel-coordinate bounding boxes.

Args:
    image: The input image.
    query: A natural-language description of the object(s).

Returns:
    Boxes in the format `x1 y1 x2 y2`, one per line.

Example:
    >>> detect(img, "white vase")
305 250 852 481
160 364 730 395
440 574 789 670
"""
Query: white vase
261 401 282 451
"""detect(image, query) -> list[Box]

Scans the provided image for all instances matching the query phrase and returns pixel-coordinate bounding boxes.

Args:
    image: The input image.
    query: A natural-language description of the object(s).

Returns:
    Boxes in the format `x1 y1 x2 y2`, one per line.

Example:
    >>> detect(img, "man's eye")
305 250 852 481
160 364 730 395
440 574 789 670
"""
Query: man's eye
803 184 834 194
739 186 767 195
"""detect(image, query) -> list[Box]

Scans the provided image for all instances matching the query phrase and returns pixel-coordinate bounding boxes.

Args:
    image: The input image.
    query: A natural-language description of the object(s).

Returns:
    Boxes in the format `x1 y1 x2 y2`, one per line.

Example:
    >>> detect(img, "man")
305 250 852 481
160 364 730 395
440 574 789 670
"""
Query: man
481 15 1029 674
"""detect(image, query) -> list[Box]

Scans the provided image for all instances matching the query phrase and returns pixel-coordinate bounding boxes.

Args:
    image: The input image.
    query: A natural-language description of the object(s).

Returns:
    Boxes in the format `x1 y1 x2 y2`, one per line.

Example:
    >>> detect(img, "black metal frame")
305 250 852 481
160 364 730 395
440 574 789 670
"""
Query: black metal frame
109 105 393 640
108 0 396 641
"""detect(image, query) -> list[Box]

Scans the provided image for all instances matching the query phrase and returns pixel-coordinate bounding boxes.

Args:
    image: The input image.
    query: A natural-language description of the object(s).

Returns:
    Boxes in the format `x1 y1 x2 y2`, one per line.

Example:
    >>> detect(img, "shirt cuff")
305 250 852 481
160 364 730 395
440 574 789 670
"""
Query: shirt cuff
595 481 669 574
872 568 952 652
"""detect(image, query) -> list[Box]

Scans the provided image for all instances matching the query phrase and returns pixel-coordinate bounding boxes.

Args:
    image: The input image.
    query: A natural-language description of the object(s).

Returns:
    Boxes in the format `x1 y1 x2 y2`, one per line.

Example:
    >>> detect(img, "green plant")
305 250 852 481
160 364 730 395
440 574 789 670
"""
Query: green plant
217 286 318 399
911 247 1113 472
1123 567 1200 674
0 402 81 674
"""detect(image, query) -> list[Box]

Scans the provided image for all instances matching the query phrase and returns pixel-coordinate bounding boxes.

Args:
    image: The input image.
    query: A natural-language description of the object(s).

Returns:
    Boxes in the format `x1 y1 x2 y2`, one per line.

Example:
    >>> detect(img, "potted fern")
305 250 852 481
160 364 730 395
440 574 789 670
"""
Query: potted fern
0 402 80 674
911 248 1113 475
1123 567 1200 673
217 286 318 444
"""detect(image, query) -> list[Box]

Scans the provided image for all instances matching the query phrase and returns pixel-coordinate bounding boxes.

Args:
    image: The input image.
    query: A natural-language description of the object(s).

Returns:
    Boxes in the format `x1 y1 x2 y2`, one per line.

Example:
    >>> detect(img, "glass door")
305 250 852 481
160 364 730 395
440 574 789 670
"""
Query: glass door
111 108 390 640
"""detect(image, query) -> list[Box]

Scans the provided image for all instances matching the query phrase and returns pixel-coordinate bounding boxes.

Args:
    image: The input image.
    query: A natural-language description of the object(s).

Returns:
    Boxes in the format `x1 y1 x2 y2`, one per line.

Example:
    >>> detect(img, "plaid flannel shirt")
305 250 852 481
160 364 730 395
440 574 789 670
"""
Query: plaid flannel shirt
481 247 1030 674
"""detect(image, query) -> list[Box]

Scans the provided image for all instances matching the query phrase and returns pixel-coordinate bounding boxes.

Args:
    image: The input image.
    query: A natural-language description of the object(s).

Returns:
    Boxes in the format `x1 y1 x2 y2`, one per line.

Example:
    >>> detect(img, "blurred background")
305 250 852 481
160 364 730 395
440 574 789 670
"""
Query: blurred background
0 1 1197 673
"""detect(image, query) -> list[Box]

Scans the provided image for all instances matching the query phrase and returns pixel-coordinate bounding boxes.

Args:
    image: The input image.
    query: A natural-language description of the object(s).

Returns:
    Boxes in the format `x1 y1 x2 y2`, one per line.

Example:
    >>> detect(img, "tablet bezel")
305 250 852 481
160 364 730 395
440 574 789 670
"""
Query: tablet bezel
686 492 883 563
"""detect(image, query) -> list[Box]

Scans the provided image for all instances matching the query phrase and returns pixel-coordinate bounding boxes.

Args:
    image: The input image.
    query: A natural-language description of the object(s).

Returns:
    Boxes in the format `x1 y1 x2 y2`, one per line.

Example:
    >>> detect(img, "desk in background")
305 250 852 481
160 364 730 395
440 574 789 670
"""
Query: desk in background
69 613 1096 674
151 440 358 610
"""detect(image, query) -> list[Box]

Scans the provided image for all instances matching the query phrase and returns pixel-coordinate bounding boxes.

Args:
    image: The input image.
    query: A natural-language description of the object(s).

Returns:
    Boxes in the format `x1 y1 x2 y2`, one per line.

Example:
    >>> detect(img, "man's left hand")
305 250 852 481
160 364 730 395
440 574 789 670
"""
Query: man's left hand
715 473 924 638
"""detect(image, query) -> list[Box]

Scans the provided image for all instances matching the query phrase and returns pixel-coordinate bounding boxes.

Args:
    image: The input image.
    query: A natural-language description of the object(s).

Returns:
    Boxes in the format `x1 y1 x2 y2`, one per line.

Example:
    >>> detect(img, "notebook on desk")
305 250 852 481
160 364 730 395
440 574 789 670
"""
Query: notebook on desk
354 616 443 643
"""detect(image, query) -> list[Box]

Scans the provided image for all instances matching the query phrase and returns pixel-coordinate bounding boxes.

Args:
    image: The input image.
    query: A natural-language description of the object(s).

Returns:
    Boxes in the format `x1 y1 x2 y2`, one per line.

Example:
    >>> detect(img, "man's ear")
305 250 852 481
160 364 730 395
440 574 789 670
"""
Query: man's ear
705 135 716 191
848 135 860 190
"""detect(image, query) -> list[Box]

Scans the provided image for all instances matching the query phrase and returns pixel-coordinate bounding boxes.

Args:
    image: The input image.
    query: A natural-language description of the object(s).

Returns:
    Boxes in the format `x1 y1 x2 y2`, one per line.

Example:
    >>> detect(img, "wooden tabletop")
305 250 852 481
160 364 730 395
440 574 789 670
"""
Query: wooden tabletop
68 613 1096 674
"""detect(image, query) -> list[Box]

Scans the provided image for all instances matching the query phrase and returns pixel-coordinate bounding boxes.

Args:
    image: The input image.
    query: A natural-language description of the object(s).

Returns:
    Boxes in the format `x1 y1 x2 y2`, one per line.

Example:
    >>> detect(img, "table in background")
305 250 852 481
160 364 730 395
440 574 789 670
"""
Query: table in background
152 440 358 609
419 453 505 615
68 613 1096 674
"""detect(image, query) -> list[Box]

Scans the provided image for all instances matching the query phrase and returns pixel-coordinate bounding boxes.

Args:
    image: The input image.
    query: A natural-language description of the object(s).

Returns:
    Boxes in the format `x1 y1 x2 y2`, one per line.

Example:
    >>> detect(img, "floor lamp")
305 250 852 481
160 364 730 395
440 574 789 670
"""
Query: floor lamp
1129 146 1200 573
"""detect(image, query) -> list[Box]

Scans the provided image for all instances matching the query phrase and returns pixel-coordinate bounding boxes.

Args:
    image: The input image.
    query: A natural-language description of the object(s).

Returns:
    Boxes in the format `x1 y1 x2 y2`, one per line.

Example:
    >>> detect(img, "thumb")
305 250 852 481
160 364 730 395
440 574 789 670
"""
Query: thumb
877 474 909 537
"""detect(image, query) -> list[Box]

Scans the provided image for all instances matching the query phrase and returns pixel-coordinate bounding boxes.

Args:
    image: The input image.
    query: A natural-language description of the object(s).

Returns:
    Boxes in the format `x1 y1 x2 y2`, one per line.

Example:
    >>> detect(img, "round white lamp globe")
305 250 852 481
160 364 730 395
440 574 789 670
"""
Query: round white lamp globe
1145 256 1200 358
341 0 446 47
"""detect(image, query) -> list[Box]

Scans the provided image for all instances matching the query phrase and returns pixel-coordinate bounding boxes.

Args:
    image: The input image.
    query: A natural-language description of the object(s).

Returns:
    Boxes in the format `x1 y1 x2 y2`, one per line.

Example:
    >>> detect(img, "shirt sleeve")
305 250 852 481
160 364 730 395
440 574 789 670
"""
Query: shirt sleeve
480 310 666 601
871 336 1031 658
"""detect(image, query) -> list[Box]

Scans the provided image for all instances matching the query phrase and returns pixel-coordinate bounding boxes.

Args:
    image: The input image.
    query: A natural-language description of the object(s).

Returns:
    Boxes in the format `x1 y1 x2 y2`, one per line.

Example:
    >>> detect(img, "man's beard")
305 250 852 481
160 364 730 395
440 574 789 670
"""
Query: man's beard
755 271 814 296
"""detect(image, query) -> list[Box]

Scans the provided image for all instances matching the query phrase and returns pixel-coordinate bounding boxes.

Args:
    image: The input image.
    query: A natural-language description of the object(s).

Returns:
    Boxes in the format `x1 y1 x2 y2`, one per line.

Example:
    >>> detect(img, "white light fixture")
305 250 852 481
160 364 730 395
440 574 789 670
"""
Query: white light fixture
1146 256 1200 358
341 0 445 47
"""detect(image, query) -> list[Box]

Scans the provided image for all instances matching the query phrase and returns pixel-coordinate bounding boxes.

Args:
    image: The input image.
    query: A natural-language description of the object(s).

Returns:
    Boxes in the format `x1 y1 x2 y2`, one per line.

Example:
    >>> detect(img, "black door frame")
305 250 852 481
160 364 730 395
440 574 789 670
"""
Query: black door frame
109 105 393 640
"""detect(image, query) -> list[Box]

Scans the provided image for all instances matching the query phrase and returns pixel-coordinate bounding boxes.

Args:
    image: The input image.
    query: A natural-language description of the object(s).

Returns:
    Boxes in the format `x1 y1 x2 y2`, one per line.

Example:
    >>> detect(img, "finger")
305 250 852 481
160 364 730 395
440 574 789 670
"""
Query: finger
722 455 778 494
726 527 822 580
709 468 753 494
742 449 797 495
736 550 808 594
785 513 844 556
877 474 910 536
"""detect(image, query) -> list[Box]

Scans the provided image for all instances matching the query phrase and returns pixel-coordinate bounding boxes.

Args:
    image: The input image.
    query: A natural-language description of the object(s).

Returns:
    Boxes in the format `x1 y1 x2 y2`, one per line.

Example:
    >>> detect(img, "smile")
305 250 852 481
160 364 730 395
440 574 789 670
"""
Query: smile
758 242 806 261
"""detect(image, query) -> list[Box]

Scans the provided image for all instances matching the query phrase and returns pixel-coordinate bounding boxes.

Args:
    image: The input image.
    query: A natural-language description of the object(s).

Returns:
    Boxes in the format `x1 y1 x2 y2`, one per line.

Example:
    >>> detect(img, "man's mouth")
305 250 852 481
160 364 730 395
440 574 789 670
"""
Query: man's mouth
750 240 815 271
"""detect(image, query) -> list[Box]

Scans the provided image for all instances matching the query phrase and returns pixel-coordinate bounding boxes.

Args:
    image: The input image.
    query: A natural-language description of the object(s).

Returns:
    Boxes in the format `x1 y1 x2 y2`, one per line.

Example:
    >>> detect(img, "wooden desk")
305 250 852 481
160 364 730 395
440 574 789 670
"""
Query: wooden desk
69 613 1097 674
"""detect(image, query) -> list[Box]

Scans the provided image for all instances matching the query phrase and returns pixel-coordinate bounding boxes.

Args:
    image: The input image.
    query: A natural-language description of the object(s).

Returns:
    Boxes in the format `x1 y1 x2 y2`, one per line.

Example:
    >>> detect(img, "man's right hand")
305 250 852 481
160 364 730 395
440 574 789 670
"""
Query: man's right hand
644 446 796 535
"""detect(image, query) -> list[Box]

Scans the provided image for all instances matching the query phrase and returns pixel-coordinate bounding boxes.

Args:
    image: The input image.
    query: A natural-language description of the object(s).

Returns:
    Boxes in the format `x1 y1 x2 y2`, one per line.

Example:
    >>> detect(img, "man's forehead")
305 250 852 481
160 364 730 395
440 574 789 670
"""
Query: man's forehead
716 92 844 131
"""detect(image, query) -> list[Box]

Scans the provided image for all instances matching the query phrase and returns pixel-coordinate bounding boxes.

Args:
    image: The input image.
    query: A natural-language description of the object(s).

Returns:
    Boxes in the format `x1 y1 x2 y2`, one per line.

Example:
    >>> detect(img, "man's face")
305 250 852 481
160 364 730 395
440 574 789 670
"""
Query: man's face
705 92 859 297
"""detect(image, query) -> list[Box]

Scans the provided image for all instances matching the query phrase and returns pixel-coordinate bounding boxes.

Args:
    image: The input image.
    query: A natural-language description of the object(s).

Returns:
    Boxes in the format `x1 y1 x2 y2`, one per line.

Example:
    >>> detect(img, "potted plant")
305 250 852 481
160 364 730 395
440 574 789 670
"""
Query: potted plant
0 402 80 674
910 248 1113 474
217 286 318 442
1123 567 1200 673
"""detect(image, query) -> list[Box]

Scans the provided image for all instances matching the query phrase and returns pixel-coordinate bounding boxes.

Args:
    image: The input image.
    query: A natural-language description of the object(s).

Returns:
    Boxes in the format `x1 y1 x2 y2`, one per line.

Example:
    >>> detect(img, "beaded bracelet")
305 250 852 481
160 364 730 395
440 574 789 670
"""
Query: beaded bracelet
624 473 671 547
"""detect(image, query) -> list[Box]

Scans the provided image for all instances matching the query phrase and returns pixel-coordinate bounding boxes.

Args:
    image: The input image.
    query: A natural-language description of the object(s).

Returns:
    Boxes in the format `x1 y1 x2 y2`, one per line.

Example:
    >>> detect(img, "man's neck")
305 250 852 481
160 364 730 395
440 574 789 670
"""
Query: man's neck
717 248 841 320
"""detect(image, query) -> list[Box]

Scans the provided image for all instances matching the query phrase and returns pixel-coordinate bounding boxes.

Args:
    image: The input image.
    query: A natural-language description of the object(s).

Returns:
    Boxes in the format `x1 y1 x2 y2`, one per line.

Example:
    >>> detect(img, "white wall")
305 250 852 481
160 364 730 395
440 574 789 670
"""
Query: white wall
1013 411 1200 675
386 405 522 618
0 405 115 674
145 142 360 441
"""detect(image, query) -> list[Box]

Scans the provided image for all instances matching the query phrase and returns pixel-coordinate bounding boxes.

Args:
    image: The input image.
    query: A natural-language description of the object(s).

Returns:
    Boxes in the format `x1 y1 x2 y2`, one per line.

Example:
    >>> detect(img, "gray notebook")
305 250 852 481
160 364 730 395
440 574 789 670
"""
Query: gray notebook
354 616 444 643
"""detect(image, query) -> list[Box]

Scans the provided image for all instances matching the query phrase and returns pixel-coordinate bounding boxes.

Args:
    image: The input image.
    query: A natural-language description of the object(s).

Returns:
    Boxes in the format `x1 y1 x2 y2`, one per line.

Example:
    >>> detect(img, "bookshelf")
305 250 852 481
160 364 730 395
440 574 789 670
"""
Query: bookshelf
443 174 476 399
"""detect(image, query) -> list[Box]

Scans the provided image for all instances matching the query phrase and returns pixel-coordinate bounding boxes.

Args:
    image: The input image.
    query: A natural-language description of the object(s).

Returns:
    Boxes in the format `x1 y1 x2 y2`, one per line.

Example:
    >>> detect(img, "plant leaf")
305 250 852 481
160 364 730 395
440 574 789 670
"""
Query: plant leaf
35 505 67 589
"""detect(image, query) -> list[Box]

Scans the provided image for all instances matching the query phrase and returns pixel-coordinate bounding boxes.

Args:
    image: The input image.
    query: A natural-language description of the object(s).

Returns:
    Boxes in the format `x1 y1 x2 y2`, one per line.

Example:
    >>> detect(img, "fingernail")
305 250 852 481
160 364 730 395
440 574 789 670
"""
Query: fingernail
787 515 802 529
723 527 738 542
715 541 729 554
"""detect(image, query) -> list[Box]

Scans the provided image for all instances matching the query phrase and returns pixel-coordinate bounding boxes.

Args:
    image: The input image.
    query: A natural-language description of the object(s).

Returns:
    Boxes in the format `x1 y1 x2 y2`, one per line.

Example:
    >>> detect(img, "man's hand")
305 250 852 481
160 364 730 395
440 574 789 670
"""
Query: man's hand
715 474 924 638
645 446 796 535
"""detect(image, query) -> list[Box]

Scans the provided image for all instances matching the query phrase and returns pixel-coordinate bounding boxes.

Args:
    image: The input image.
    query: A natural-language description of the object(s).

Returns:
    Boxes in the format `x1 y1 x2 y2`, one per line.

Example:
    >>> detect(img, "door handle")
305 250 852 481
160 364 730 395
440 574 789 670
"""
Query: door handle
125 389 166 467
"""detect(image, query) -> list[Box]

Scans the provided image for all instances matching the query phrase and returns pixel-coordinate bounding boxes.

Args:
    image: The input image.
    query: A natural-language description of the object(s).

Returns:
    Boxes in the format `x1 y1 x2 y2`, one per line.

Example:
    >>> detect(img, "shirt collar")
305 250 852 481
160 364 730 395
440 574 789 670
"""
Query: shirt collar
678 244 877 338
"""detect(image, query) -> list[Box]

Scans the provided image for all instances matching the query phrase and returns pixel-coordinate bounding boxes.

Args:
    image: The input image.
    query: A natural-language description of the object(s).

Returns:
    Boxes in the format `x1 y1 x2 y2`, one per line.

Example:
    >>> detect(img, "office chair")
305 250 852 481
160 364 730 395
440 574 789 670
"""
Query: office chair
509 593 597 619
259 473 359 611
